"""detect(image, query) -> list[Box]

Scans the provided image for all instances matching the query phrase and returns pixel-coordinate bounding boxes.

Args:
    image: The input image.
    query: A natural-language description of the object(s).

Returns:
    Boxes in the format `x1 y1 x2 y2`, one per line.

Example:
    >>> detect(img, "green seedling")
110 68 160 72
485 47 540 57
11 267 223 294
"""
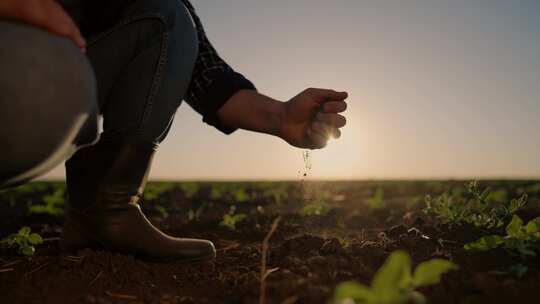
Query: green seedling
331 250 457 304
524 183 540 194
210 183 251 202
406 196 423 209
219 205 247 230
29 185 66 216
0 183 39 206
487 189 508 204
179 182 200 198
143 182 175 201
187 206 204 222
210 184 225 200
464 215 540 258
1 226 43 256
300 201 330 216
337 237 350 248
262 186 288 205
366 187 385 210
233 188 250 202
424 181 527 229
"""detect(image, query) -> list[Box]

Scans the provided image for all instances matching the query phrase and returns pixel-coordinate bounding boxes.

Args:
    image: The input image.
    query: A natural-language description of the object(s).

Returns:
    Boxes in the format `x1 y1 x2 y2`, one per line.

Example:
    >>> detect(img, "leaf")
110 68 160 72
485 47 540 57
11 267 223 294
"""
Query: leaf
525 217 540 235
332 281 372 303
219 213 247 230
506 215 525 239
479 188 491 202
508 194 527 213
464 235 504 251
367 187 385 210
233 213 247 222
412 259 458 287
372 251 412 293
409 291 427 304
20 246 35 256
18 227 31 237
28 233 43 245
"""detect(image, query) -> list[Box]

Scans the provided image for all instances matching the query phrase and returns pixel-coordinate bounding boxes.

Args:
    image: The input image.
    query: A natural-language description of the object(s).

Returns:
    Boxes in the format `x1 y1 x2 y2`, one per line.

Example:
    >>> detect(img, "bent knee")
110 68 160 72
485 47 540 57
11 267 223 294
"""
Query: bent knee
129 0 198 56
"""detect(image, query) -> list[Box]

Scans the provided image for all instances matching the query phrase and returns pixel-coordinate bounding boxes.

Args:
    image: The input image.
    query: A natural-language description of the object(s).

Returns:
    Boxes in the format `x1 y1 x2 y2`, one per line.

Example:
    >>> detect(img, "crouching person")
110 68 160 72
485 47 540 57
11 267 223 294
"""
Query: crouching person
0 0 348 263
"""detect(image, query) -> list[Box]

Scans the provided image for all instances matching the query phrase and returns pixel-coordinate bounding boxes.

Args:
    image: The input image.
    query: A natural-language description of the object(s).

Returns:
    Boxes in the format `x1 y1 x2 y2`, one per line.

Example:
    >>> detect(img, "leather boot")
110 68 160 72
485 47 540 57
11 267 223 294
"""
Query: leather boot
60 138 216 262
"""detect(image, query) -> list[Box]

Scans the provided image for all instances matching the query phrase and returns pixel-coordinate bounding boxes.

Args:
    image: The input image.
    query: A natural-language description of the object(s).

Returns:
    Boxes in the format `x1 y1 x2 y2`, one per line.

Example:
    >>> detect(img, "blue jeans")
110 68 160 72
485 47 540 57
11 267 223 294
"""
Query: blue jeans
0 0 198 187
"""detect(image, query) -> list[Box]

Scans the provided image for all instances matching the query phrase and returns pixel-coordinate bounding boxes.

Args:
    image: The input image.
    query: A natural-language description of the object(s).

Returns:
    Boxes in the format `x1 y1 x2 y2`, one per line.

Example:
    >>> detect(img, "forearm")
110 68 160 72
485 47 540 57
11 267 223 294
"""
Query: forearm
217 90 285 137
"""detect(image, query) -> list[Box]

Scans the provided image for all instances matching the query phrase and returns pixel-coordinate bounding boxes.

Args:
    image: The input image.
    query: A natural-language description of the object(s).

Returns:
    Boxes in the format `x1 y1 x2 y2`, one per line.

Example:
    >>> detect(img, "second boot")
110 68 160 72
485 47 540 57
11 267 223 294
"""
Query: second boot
60 138 216 262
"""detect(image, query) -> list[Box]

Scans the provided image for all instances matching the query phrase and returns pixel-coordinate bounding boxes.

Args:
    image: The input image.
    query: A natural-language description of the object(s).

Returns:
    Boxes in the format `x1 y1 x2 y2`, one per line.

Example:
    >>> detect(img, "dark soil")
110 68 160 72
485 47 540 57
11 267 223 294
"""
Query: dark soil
1 180 539 304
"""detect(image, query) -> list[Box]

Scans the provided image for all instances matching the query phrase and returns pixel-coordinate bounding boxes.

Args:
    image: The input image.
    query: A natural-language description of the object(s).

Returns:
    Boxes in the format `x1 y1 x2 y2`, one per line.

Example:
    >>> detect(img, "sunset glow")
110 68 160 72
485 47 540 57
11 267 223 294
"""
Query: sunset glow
44 0 540 180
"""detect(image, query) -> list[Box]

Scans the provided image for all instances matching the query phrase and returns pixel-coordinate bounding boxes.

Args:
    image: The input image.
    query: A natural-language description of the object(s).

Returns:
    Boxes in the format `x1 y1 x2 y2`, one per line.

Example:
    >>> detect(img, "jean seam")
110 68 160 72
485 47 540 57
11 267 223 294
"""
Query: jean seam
139 30 169 135
86 12 170 141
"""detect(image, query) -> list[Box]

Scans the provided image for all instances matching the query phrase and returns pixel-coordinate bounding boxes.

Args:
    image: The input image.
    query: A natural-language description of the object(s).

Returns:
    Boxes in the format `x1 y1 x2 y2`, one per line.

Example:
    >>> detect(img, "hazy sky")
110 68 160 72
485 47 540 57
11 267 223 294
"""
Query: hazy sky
45 0 540 180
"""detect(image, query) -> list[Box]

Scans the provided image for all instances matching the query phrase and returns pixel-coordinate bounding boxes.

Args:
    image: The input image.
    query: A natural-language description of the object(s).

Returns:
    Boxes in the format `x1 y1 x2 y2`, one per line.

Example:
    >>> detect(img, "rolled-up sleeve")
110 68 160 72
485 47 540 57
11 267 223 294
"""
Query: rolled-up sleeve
182 0 256 134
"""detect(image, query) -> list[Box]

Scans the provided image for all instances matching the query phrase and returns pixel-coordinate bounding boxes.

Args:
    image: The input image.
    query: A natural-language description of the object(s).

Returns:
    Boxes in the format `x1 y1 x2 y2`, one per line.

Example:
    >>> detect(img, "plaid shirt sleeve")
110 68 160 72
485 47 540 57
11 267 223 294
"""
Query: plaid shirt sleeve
181 0 256 134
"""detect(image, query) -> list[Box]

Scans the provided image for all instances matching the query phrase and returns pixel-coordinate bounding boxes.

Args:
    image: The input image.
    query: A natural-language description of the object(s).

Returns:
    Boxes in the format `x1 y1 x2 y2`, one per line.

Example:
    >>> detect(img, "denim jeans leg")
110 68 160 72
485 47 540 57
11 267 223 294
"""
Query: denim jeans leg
86 0 199 145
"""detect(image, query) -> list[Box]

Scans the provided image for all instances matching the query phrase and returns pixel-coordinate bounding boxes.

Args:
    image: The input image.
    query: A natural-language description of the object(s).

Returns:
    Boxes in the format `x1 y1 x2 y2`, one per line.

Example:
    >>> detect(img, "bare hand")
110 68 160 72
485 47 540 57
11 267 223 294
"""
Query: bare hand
279 88 348 149
0 0 86 51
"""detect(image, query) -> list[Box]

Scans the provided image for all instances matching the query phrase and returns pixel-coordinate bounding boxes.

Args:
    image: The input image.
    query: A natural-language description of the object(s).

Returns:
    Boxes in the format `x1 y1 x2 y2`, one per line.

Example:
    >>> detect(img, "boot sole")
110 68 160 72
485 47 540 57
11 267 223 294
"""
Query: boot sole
61 219 217 263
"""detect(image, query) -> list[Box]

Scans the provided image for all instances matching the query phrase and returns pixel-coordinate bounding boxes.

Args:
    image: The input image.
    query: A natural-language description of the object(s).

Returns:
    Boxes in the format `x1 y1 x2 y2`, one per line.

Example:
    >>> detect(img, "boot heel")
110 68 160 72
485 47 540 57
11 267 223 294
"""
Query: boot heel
60 216 101 252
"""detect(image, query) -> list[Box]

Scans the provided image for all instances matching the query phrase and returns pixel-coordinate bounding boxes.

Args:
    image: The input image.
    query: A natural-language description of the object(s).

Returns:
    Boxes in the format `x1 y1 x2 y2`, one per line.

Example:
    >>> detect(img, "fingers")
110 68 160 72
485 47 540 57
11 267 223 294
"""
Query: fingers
305 88 348 103
315 112 346 128
309 113 345 147
47 1 86 50
322 100 347 113
16 0 87 51
307 121 342 149
333 128 342 139
306 127 327 149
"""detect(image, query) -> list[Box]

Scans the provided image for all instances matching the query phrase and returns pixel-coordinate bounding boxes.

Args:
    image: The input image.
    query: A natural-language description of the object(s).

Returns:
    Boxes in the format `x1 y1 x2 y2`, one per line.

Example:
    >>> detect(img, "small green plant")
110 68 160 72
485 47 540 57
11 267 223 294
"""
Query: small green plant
331 250 457 304
219 206 247 230
0 183 39 206
300 201 331 216
233 188 250 202
524 183 540 194
260 183 289 205
29 185 66 216
486 189 508 204
464 215 540 258
143 182 175 201
210 184 225 200
179 182 200 198
406 196 423 209
187 206 204 222
366 187 385 210
209 183 251 202
1 227 43 256
337 237 350 248
424 181 527 229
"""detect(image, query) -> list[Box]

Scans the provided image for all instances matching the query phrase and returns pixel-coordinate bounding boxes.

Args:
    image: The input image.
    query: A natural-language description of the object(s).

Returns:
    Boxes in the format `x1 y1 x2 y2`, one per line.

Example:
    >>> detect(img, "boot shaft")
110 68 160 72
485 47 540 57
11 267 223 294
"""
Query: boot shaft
65 138 157 211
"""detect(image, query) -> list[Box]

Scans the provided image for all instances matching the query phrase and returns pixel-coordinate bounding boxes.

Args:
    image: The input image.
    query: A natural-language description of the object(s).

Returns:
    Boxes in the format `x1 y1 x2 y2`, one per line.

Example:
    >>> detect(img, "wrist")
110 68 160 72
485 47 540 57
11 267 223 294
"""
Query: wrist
217 90 286 136
268 98 287 138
